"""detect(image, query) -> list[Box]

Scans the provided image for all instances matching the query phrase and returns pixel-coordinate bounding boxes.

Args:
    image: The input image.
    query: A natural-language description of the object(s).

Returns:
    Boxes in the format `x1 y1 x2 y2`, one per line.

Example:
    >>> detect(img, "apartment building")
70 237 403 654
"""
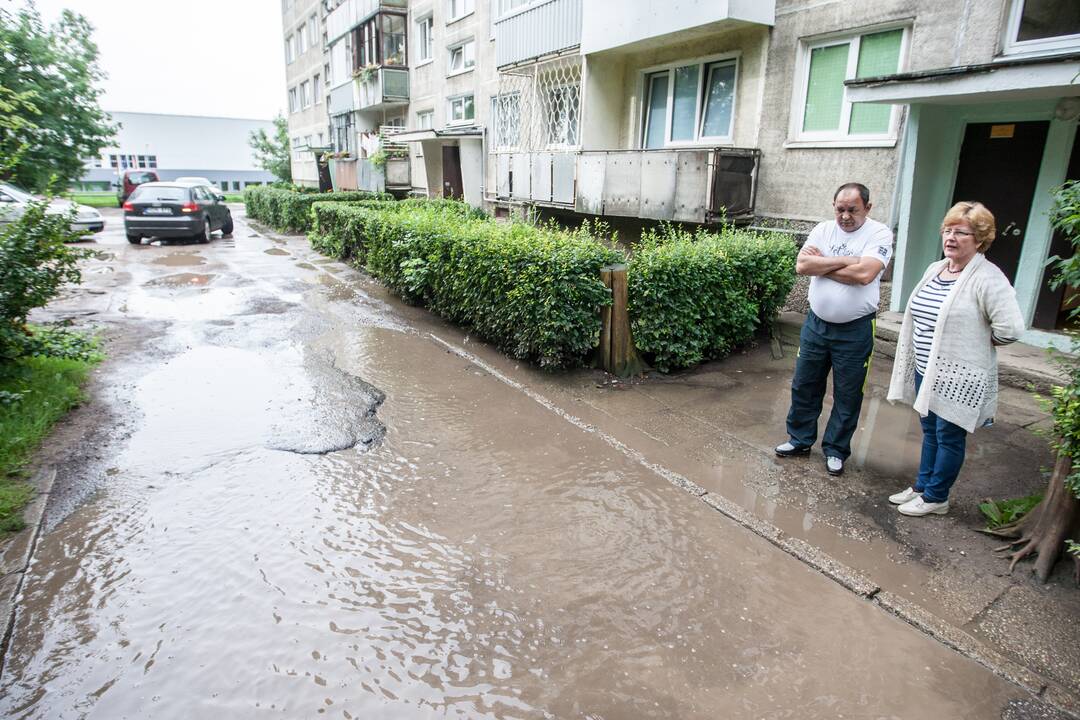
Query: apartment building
283 0 330 186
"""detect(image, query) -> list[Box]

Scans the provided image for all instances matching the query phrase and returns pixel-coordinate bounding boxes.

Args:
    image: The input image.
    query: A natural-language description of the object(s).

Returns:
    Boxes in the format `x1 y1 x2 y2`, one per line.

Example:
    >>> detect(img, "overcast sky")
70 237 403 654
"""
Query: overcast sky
24 0 286 120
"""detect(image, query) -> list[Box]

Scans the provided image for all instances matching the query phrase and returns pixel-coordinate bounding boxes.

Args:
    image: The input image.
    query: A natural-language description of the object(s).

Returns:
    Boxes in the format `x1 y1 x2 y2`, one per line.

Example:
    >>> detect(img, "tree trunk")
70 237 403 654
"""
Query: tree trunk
987 452 1080 584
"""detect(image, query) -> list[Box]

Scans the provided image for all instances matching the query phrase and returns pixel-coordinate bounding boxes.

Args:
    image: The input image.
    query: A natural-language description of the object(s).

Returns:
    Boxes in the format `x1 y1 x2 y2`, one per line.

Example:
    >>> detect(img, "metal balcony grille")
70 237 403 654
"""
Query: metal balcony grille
494 54 581 153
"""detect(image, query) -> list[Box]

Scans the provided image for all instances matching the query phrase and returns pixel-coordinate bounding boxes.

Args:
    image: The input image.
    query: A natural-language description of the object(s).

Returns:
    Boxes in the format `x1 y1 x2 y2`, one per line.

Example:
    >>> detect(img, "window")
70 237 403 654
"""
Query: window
109 154 118 169
298 24 308 54
794 28 905 143
448 39 475 75
285 34 296 63
148 155 157 168
447 0 474 21
641 57 737 149
417 109 433 129
448 94 475 124
491 93 520 148
547 85 579 146
300 80 311 108
416 15 433 63
288 87 298 113
313 74 322 103
353 12 406 69
233 181 241 191
496 0 531 17
308 14 319 50
381 13 406 66
1003 0 1080 55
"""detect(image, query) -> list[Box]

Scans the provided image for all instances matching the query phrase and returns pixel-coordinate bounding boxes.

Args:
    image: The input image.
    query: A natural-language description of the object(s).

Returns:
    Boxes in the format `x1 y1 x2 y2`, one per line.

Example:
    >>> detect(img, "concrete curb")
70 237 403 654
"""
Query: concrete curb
0 466 55 678
429 332 1079 720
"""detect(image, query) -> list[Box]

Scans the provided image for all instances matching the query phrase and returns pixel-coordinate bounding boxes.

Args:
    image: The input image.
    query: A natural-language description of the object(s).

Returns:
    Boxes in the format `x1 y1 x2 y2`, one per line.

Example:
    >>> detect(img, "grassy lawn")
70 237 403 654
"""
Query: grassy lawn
0 354 99 534
68 192 118 208
223 193 244 203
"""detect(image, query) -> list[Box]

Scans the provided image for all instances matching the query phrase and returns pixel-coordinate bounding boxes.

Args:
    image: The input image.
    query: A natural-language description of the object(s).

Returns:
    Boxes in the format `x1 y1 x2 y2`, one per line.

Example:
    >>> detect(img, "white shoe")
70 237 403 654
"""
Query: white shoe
889 487 919 505
825 456 843 476
898 496 949 516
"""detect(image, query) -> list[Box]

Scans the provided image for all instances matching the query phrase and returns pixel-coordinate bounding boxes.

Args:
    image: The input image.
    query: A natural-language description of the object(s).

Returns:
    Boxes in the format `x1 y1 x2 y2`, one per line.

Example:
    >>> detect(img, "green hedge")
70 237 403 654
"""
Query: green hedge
311 202 623 368
628 224 797 372
243 185 392 233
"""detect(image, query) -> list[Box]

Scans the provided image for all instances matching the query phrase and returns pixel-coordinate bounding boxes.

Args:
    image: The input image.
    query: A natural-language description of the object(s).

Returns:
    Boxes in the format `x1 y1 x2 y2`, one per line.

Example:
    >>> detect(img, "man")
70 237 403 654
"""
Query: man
775 183 893 476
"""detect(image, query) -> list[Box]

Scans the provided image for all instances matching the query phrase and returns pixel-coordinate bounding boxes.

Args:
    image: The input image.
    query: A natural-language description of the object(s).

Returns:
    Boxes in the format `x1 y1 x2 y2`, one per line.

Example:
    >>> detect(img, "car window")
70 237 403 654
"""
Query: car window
0 192 15 203
131 186 186 202
127 172 157 185
193 187 209 201
0 183 35 203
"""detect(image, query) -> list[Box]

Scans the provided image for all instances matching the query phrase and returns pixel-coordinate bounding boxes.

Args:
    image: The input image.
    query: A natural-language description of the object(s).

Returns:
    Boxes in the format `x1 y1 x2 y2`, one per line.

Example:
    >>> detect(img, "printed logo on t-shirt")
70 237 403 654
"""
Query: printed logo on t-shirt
877 245 888 258
829 242 856 256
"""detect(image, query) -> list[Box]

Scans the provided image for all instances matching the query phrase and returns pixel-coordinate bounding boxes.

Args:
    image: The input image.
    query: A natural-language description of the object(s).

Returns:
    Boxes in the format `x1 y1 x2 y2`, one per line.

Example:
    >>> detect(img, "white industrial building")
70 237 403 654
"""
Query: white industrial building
78 111 277 192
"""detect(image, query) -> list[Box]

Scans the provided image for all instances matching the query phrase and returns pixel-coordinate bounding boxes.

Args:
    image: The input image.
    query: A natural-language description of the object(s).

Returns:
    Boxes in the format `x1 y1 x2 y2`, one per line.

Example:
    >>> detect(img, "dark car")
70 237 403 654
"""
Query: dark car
115 169 160 206
123 182 233 244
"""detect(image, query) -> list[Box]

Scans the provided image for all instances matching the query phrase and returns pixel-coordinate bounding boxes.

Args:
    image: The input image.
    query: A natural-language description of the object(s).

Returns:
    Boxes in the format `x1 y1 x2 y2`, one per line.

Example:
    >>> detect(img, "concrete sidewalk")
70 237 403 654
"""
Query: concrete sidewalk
498 326 1080 717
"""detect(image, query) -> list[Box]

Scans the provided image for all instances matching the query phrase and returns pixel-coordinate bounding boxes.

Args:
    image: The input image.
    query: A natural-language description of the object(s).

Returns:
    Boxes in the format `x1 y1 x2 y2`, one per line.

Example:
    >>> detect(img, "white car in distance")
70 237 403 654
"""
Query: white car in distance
0 181 105 235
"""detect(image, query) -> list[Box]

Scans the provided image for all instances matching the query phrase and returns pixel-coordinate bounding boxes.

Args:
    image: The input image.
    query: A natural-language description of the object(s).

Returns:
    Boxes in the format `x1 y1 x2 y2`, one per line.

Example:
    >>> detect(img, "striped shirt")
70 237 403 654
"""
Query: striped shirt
911 276 956 375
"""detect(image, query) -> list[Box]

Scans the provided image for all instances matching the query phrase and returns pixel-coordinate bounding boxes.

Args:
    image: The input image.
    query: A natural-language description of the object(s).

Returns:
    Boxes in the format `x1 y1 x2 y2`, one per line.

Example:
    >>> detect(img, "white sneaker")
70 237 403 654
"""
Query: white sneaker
889 487 919 505
898 496 949 516
825 456 843 475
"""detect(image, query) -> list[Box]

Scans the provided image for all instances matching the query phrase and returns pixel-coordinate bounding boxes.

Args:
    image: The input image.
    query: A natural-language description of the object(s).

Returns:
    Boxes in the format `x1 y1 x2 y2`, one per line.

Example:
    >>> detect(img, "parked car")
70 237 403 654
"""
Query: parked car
174 177 225 195
123 182 233 244
115 169 160 206
0 181 105 235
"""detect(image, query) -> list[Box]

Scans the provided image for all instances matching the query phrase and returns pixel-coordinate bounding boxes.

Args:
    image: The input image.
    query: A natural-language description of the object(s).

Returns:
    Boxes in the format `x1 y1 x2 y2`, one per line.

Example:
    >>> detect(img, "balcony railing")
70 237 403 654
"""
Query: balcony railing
357 67 409 110
581 0 774 55
494 0 582 68
493 147 760 223
328 82 356 116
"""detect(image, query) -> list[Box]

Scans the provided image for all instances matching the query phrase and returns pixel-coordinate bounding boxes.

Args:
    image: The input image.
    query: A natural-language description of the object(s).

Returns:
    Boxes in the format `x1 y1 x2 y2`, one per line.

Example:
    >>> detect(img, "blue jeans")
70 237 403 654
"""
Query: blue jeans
914 372 968 503
786 310 875 460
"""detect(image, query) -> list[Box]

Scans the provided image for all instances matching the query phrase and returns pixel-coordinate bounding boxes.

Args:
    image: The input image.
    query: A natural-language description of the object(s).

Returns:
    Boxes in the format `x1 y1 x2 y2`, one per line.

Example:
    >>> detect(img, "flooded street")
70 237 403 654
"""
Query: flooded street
0 208 1034 718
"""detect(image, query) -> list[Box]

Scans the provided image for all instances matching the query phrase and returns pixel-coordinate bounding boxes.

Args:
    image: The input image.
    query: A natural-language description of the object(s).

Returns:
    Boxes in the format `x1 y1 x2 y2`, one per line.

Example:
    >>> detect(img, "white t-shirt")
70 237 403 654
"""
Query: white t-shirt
805 217 893 323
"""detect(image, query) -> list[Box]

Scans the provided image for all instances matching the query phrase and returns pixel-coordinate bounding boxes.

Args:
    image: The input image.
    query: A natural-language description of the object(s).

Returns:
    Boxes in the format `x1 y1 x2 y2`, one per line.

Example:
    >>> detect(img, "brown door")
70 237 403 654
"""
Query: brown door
1032 124 1080 330
442 145 463 199
951 121 1049 285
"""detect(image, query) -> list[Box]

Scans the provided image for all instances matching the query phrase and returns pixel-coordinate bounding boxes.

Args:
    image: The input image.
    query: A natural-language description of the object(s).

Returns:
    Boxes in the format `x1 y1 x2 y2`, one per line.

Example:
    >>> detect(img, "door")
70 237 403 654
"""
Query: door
442 145 463 199
951 121 1049 285
1032 124 1080 330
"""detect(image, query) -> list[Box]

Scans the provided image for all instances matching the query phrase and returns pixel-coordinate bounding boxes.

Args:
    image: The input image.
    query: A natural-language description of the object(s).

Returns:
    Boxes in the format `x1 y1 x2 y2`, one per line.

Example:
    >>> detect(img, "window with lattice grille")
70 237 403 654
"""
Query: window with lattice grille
495 55 581 152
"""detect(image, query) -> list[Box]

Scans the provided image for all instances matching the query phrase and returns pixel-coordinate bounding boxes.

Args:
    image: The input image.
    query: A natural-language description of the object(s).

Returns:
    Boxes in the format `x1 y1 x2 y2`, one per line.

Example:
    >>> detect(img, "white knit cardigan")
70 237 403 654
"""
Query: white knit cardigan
887 253 1026 433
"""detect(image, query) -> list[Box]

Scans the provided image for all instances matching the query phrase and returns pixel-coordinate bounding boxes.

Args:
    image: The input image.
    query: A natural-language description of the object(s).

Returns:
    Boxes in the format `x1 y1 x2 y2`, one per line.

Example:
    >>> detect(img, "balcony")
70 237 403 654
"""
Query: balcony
326 0 407 43
581 0 774 55
494 0 582 68
357 67 408 110
493 147 760 223
328 82 356 116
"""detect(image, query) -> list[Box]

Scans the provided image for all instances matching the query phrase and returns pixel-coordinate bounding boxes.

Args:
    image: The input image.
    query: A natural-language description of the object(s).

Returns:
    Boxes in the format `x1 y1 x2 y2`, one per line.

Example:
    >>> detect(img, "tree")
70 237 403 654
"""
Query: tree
989 180 1080 584
0 5 116 192
249 114 292 184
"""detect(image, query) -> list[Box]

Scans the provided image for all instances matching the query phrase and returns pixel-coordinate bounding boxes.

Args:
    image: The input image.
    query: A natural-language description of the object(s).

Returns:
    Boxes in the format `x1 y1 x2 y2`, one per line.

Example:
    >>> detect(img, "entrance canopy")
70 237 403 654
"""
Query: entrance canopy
387 126 483 143
845 52 1080 105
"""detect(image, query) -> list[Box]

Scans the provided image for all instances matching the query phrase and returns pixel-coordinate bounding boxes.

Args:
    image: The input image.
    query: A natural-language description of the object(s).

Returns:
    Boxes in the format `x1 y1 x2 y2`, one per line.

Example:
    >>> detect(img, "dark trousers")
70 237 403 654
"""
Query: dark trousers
786 310 875 460
913 372 967 503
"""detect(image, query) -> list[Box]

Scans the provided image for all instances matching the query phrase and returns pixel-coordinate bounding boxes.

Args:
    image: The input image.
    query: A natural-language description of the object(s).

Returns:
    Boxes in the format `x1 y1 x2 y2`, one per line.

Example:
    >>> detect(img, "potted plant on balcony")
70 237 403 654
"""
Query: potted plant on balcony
354 63 379 85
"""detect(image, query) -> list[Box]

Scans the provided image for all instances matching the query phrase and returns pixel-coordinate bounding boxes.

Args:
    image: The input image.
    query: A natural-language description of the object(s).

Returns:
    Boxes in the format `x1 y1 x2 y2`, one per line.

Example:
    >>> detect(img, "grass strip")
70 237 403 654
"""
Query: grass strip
0 355 98 534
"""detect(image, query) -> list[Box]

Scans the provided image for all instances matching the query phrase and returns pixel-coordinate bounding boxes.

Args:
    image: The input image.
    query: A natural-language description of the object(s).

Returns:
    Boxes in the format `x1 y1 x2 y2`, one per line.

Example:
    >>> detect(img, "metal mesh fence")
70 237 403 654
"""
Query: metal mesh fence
493 54 582 153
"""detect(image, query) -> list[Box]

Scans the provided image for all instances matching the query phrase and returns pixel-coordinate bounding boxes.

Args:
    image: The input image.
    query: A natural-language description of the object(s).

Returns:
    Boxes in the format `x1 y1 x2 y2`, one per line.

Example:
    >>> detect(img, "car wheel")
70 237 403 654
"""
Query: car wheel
221 213 233 236
195 217 211 243
126 233 141 244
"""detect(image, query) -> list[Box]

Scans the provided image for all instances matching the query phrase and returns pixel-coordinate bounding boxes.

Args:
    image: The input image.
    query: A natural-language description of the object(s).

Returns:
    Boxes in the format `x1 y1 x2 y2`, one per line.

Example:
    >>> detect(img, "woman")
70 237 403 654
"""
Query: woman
886 201 1025 517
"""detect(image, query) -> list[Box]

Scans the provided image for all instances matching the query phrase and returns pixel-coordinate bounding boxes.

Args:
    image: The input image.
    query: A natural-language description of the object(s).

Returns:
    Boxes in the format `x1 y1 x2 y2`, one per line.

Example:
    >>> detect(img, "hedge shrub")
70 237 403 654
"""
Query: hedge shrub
243 185 392 233
628 224 797 372
311 201 623 368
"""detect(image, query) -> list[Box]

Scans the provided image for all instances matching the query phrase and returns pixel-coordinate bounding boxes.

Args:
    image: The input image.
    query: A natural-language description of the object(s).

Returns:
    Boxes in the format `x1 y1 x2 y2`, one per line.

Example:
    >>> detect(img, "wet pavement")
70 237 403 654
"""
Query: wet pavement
0 206 1070 718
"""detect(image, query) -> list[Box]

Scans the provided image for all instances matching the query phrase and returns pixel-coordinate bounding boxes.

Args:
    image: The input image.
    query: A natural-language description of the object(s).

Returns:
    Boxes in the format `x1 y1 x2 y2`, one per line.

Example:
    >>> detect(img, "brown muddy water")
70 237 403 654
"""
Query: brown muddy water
0 210 1025 718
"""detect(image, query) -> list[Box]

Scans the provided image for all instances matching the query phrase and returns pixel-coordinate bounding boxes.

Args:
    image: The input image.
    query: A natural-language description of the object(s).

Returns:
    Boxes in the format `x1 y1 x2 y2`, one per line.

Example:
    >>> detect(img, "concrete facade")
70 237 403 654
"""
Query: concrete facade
283 0 331 187
79 111 275 192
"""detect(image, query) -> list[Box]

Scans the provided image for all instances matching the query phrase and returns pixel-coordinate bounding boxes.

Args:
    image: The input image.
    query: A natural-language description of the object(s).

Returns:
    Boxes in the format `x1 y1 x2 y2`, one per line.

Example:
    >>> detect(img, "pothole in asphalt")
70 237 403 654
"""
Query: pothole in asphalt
296 262 317 270
153 252 206 267
143 273 217 287
265 248 290 256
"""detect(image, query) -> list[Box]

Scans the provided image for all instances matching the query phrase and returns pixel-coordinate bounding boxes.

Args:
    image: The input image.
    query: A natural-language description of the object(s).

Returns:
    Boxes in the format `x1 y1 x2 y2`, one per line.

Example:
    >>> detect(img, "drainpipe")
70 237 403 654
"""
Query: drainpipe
888 107 909 234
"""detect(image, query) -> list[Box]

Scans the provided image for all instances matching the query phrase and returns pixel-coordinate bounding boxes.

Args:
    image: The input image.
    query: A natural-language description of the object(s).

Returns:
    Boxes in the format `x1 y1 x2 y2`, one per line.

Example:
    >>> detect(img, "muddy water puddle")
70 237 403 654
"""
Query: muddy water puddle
144 272 217 287
0 313 1024 718
152 252 206 267
265 248 290 256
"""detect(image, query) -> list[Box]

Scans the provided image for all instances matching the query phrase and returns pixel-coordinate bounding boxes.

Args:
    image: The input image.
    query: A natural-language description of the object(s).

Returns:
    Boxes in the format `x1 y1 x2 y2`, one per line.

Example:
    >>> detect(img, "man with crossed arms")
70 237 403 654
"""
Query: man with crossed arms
775 182 894 477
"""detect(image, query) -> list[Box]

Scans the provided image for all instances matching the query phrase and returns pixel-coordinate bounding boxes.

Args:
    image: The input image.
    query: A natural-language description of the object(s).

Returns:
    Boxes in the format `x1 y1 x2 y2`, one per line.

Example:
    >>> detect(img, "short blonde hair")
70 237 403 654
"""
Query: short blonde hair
942 201 996 252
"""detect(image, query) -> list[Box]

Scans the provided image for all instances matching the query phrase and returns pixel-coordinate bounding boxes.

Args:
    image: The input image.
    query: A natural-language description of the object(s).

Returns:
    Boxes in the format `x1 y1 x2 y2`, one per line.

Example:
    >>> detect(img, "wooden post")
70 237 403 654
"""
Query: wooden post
597 264 646 378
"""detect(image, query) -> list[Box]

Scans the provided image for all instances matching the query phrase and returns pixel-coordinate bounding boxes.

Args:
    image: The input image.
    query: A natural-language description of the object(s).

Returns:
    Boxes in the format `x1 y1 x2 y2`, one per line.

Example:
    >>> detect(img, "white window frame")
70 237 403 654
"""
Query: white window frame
447 94 475 125
447 38 475 76
308 14 319 51
490 92 521 149
1001 0 1080 57
285 34 296 64
313 74 323 104
288 87 298 113
300 80 311 108
297 24 308 54
416 15 434 65
638 53 740 150
788 24 910 148
545 84 580 149
416 109 434 129
447 0 474 23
